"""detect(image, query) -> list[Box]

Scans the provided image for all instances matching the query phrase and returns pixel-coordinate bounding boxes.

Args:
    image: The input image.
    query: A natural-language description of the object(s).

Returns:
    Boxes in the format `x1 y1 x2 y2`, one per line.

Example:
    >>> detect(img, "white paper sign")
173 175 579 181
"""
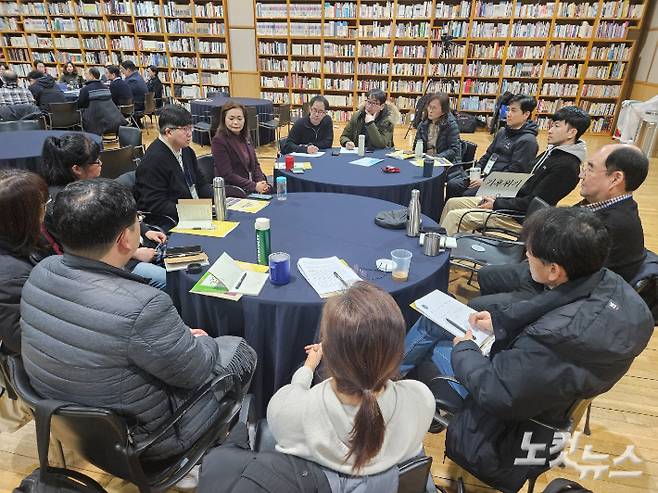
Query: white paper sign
476 172 532 198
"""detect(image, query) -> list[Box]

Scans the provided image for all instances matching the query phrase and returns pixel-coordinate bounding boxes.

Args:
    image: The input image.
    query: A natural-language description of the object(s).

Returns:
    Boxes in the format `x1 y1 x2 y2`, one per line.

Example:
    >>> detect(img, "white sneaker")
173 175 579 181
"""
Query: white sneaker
175 464 200 491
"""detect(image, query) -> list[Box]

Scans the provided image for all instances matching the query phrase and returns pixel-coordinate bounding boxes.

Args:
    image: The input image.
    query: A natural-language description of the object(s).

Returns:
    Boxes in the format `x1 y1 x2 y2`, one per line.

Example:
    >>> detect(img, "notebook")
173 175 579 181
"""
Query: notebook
297 256 362 298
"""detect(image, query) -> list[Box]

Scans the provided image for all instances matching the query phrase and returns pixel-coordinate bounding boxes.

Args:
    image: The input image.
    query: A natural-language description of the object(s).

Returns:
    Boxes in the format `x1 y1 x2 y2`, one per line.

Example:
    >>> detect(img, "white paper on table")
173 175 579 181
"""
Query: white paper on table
207 252 268 296
350 157 383 167
175 199 213 229
290 151 325 158
413 290 494 355
339 147 359 154
297 256 362 298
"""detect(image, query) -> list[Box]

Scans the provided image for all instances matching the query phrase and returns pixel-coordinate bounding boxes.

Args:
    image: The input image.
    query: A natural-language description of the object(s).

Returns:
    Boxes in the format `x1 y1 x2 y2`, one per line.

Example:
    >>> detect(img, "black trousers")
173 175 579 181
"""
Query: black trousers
469 260 543 311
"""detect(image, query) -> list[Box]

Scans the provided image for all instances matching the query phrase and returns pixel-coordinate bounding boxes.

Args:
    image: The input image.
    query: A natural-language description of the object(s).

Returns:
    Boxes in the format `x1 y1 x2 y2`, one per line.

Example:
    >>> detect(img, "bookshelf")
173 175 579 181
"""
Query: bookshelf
253 0 648 134
0 0 230 102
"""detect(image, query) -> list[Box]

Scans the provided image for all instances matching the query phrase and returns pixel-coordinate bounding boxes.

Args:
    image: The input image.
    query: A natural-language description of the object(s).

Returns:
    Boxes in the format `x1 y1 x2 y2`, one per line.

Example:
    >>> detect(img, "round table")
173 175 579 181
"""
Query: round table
0 130 103 171
166 192 450 414
275 148 447 220
64 90 80 102
190 95 275 146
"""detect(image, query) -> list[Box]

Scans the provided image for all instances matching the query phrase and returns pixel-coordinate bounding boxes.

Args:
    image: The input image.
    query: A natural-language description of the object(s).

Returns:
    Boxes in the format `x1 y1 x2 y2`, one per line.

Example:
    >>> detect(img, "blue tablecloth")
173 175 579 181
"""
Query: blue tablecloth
190 96 275 146
275 149 447 220
166 193 450 414
0 130 103 171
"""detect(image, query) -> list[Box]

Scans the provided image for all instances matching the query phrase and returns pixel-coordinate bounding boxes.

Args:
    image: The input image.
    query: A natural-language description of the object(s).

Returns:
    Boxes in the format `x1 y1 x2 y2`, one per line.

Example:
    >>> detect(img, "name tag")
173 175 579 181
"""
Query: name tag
483 153 499 175
189 184 199 199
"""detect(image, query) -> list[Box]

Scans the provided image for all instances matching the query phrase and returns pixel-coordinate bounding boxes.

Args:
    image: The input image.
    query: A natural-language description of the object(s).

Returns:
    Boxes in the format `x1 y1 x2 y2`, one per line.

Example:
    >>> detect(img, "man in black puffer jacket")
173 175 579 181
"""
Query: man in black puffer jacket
446 94 539 198
27 70 65 112
20 179 257 462
281 95 334 155
441 208 653 492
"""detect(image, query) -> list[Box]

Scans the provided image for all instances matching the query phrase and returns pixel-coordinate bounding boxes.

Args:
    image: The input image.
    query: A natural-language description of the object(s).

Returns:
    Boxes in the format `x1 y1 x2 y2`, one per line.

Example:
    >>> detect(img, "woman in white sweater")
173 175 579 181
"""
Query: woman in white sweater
267 282 435 476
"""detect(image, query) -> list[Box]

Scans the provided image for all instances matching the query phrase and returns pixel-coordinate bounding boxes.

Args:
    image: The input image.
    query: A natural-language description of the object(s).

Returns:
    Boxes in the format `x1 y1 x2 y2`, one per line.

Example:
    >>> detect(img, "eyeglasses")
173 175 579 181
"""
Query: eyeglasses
171 125 193 134
310 108 326 115
89 158 102 167
136 211 145 223
365 99 381 106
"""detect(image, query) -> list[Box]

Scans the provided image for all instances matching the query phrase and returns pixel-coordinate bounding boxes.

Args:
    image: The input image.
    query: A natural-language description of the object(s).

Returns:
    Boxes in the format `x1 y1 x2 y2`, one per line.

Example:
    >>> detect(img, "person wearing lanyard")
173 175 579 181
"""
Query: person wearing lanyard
136 105 213 230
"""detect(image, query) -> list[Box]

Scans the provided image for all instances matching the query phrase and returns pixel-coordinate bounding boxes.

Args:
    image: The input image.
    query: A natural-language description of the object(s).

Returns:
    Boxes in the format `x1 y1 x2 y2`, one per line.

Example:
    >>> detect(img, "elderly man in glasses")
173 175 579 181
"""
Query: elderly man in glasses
281 95 334 155
340 88 400 150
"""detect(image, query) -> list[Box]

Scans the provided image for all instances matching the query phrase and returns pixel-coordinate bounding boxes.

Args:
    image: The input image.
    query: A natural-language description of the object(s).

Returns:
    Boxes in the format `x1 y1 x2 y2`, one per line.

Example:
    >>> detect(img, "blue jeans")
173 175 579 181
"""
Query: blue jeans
402 316 469 398
131 262 167 290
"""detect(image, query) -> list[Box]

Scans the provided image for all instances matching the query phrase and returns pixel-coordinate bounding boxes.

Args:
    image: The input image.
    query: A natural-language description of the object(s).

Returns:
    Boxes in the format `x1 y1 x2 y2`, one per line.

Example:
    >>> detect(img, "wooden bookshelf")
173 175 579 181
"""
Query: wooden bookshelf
253 0 648 134
0 0 230 103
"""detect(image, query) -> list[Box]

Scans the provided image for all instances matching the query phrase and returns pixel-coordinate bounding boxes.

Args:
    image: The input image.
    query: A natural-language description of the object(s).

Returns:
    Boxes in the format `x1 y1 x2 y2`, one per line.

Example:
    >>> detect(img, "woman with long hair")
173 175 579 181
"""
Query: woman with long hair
59 61 83 88
0 170 48 355
267 282 434 476
39 133 168 289
211 101 271 194
414 92 461 162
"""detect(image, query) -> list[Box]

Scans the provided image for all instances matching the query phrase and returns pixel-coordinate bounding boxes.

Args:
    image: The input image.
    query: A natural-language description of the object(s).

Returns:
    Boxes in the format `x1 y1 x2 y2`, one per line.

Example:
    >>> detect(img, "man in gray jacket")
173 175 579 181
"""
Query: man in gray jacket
20 179 256 462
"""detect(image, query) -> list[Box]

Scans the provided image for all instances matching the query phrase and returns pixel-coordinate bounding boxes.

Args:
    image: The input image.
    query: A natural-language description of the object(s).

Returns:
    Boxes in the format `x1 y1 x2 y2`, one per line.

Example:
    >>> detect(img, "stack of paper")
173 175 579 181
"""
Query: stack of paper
290 151 325 158
350 157 383 167
386 150 416 160
412 290 495 355
226 198 269 214
170 220 239 238
410 156 453 167
175 199 213 229
297 256 362 298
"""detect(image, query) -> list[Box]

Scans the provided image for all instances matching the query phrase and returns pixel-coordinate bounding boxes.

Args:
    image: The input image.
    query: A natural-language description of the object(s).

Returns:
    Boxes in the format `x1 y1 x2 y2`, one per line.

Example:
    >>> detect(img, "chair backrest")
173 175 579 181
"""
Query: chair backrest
7 355 139 482
143 92 156 115
301 101 310 116
245 106 259 145
565 398 594 435
0 119 41 132
276 103 291 126
115 170 136 191
460 139 477 167
526 196 550 218
118 125 142 148
118 103 134 118
196 154 215 185
99 145 137 179
48 102 80 128
397 456 433 493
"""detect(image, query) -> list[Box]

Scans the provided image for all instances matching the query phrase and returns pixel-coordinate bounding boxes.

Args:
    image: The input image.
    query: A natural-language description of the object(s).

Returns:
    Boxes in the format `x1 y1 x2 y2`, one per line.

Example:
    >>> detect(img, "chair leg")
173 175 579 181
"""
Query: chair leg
527 477 536 493
584 403 592 436
49 438 66 468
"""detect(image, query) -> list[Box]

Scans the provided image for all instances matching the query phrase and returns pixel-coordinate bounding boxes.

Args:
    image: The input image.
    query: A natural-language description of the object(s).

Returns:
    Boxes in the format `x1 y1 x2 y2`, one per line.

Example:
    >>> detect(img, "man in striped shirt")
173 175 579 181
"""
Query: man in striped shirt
0 71 35 106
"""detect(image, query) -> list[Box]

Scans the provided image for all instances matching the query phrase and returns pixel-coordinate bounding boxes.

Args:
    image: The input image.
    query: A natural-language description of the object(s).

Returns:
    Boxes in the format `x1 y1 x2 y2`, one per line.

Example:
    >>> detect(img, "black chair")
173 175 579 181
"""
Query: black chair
259 103 291 144
118 100 139 128
456 196 549 238
118 125 144 160
141 92 156 132
8 354 249 493
196 154 215 185
47 102 81 130
429 372 593 493
0 119 42 132
99 145 137 179
245 106 260 147
254 419 434 493
459 140 477 170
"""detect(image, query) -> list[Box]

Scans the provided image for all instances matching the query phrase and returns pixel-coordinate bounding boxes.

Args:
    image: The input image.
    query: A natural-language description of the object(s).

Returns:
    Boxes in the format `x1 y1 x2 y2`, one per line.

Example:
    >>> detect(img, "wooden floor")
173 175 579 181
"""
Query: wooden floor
1 124 656 493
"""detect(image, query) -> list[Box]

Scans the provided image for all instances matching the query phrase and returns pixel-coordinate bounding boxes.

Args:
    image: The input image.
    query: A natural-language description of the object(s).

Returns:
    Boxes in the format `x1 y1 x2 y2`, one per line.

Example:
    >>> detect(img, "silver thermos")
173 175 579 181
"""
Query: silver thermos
406 189 421 237
213 177 227 221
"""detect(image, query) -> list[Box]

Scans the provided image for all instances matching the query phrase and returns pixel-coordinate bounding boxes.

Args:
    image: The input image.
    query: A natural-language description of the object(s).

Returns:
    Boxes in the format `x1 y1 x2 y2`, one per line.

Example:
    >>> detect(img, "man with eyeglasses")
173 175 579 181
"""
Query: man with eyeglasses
471 144 649 310
136 104 213 230
281 95 334 155
340 88 399 150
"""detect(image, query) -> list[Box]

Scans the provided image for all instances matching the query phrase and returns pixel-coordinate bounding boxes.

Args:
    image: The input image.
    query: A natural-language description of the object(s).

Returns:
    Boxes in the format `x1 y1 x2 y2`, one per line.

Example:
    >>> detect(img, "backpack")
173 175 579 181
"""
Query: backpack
543 478 593 493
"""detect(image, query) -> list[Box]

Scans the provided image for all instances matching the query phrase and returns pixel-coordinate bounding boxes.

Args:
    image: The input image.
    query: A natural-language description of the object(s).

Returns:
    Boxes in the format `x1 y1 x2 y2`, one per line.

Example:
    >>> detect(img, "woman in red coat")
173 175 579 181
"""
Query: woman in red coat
211 101 271 194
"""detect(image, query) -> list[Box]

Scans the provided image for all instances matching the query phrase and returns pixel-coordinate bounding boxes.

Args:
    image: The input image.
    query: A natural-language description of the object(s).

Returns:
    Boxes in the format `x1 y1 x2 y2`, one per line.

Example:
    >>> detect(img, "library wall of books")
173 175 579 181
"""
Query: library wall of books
0 0 650 135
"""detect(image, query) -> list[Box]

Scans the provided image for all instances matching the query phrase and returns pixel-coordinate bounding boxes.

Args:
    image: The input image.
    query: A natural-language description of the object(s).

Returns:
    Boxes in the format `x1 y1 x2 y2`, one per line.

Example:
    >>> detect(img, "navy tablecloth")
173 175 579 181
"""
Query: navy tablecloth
166 192 450 414
0 130 103 171
190 96 275 146
275 149 447 221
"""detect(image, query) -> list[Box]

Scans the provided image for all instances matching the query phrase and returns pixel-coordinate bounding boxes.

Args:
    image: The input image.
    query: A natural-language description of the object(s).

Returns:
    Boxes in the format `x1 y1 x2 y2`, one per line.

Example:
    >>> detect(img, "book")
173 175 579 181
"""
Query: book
164 253 210 272
207 252 268 296
297 256 362 298
386 150 416 160
175 199 213 229
412 290 495 355
190 260 269 301
226 198 269 214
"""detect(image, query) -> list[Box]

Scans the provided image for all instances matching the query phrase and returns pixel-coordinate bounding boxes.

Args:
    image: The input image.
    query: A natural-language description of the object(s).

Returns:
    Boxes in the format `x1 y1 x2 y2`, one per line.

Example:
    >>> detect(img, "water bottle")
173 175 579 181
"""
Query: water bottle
358 134 366 156
414 139 424 159
406 189 421 237
213 177 227 221
276 176 287 201
255 217 271 265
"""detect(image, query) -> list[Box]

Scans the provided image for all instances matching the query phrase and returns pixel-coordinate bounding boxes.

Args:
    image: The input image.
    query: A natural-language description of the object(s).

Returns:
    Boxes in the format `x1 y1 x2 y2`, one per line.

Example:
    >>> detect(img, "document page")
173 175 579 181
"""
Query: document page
176 199 213 229
297 256 362 298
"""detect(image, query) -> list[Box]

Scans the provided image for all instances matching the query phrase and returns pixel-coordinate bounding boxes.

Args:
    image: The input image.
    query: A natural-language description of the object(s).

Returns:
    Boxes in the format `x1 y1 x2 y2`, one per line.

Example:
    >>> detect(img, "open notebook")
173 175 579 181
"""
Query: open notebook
297 256 361 298
412 289 495 355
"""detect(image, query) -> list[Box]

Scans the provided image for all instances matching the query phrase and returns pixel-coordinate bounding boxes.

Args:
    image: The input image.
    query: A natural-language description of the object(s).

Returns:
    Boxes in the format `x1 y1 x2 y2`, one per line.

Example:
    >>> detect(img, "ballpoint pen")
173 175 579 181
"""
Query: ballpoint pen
333 271 349 289
234 272 247 290
445 317 468 336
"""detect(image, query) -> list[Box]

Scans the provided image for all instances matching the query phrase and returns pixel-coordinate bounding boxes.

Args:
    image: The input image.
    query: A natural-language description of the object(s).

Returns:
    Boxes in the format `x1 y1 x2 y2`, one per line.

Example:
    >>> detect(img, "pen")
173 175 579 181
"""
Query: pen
234 272 247 290
333 271 349 289
445 317 468 336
